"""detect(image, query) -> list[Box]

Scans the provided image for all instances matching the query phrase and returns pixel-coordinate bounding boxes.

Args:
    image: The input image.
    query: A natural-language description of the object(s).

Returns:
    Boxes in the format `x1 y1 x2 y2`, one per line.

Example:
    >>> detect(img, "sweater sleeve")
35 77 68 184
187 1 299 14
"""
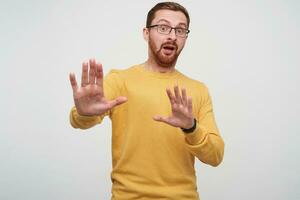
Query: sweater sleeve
69 107 106 129
184 85 225 167
69 69 123 129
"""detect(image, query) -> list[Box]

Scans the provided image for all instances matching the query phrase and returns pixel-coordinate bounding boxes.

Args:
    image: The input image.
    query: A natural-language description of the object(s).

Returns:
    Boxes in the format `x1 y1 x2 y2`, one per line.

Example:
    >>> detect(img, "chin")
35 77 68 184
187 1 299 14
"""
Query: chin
157 54 178 67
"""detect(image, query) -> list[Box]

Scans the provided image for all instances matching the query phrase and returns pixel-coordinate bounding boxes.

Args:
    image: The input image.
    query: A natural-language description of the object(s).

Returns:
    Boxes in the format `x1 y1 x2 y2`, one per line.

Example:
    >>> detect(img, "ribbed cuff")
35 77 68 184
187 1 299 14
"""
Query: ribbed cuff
70 107 101 128
184 124 207 145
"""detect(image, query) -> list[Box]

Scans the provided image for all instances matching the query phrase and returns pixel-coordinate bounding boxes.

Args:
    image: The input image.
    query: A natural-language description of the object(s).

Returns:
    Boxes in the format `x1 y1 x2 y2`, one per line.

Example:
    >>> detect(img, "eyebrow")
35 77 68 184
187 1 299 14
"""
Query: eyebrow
156 19 187 28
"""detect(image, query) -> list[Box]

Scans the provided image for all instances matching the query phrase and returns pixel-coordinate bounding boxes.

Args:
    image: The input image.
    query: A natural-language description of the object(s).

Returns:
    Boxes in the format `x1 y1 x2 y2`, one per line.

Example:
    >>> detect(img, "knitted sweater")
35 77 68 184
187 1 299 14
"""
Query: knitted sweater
70 64 224 199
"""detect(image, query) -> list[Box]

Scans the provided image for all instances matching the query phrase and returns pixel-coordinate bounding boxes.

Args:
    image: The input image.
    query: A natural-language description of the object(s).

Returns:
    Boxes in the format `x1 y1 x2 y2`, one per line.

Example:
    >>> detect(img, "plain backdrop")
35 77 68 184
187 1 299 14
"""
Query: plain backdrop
1 0 299 199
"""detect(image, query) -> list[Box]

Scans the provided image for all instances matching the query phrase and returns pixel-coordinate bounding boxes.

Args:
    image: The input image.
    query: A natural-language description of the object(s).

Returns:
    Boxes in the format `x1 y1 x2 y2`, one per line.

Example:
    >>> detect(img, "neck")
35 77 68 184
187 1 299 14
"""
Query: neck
144 59 176 73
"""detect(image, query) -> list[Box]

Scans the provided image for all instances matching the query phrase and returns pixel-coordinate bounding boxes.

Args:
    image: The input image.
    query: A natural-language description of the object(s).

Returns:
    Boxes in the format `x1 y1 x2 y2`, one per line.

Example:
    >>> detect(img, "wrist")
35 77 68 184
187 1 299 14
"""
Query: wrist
181 118 197 134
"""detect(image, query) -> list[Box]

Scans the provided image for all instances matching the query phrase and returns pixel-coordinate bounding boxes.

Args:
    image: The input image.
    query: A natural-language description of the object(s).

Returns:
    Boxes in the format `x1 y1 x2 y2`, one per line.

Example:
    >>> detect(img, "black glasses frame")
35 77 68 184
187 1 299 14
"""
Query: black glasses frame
147 24 190 37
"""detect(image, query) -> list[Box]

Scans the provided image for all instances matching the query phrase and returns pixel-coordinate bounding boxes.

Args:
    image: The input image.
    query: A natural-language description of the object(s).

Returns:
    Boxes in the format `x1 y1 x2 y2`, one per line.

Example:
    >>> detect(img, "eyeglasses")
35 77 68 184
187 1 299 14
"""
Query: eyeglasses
147 24 190 38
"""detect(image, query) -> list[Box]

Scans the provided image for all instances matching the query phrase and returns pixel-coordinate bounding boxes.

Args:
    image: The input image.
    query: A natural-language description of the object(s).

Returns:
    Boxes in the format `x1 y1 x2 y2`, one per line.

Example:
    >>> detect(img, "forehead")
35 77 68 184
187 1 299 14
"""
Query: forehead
152 9 187 26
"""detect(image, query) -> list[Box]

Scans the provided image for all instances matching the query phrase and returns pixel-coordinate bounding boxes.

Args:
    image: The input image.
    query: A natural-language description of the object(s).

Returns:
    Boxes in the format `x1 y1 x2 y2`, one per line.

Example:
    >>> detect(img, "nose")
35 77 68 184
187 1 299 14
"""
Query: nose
168 28 177 40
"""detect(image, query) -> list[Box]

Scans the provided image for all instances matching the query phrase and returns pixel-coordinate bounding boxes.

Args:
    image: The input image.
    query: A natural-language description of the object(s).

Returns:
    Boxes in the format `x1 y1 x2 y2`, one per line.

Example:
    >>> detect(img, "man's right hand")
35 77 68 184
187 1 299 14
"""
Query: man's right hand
69 59 127 116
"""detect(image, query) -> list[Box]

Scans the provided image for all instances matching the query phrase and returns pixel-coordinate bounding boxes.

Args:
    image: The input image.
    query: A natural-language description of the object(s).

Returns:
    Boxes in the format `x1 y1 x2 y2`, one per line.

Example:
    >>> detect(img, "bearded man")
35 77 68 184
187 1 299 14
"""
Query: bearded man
69 2 224 199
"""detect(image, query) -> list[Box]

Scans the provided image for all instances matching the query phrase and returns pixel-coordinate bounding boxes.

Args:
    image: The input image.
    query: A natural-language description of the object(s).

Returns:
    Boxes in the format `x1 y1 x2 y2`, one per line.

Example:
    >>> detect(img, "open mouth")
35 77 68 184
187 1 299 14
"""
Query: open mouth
163 45 175 51
162 45 176 55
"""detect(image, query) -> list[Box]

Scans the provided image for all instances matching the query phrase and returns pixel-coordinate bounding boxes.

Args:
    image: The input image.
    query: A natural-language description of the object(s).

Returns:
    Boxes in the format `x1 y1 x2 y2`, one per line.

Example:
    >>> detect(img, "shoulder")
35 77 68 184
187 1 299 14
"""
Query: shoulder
177 73 213 109
104 65 141 90
178 72 209 94
105 65 140 79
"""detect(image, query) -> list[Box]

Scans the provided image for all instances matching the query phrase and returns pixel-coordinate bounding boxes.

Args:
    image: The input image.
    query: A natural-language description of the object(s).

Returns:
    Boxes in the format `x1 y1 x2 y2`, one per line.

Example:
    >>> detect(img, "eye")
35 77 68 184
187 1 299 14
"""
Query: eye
176 28 185 35
159 25 169 32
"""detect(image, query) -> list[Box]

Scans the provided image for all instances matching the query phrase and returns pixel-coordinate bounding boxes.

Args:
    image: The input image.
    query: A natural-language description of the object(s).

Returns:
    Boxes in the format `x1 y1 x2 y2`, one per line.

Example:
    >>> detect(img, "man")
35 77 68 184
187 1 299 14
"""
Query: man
69 2 224 199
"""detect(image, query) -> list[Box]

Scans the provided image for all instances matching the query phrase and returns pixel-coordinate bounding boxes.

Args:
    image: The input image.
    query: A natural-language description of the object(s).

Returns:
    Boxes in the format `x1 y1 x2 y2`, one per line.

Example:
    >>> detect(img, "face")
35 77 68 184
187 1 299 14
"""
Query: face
143 9 188 68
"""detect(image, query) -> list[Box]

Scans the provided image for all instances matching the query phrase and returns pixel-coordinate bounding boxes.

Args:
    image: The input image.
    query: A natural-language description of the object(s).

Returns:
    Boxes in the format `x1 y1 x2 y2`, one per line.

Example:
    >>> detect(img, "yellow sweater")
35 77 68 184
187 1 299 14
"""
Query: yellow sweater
70 64 224 200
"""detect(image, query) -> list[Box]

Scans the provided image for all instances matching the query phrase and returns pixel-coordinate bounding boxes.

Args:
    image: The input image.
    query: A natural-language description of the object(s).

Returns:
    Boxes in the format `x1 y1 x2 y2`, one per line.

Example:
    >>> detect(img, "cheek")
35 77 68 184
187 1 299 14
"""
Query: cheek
177 40 186 50
150 35 164 49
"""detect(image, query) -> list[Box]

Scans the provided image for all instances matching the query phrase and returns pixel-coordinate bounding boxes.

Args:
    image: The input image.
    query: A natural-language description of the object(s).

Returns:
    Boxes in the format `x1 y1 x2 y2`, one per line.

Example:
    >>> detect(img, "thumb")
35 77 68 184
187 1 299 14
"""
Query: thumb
153 115 169 123
114 96 128 105
107 96 127 109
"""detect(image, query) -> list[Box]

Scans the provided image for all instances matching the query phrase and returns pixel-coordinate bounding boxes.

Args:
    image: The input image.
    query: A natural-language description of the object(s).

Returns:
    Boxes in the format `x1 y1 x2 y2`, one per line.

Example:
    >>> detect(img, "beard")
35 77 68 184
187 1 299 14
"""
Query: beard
148 36 182 68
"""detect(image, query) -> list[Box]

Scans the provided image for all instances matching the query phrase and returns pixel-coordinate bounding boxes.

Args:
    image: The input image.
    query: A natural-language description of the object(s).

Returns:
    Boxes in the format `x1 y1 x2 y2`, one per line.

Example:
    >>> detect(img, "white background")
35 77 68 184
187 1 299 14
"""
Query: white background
1 0 299 199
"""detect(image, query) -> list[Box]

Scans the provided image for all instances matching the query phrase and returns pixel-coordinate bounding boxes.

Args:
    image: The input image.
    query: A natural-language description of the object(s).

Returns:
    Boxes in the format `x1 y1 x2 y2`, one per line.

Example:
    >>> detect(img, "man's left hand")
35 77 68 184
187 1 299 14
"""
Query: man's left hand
153 85 194 129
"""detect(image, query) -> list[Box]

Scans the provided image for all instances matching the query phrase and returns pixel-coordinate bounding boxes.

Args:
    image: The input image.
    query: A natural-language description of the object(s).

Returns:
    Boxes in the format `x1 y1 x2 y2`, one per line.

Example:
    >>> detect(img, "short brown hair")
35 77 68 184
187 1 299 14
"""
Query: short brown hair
146 2 190 28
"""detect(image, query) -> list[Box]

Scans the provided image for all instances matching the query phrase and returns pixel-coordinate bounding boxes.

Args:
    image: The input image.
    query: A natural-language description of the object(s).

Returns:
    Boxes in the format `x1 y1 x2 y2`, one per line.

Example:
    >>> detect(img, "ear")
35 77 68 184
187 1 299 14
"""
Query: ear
143 27 149 42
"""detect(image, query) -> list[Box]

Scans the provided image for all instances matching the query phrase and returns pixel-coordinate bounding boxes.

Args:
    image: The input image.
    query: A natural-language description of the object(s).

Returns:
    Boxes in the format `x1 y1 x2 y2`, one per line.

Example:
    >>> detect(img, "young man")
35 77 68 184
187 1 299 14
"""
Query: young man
69 2 224 199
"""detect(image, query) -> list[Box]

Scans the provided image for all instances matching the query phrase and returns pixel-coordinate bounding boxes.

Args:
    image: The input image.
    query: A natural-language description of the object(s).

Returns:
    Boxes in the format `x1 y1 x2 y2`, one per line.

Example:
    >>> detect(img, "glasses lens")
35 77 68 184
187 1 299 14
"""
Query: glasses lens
158 25 170 34
176 28 186 37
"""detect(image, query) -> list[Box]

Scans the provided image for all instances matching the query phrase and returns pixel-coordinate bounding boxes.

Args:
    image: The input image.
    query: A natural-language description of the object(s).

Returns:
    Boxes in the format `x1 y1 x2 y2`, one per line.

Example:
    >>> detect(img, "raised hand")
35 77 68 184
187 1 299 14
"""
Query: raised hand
69 59 127 116
153 85 194 129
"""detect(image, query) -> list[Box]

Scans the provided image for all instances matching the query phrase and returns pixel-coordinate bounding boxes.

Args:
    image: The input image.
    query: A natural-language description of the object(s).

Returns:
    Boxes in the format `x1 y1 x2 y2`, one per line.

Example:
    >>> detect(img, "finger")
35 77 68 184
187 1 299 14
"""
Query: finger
81 61 88 87
174 85 182 104
187 97 193 114
96 62 103 88
107 96 128 109
181 87 187 106
69 73 78 92
89 58 96 84
166 88 175 105
153 115 170 124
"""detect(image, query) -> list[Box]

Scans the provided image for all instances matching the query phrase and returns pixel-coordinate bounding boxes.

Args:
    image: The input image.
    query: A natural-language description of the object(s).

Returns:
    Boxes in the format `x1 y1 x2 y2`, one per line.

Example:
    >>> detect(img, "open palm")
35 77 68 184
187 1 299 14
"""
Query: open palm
69 59 127 116
153 85 194 129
